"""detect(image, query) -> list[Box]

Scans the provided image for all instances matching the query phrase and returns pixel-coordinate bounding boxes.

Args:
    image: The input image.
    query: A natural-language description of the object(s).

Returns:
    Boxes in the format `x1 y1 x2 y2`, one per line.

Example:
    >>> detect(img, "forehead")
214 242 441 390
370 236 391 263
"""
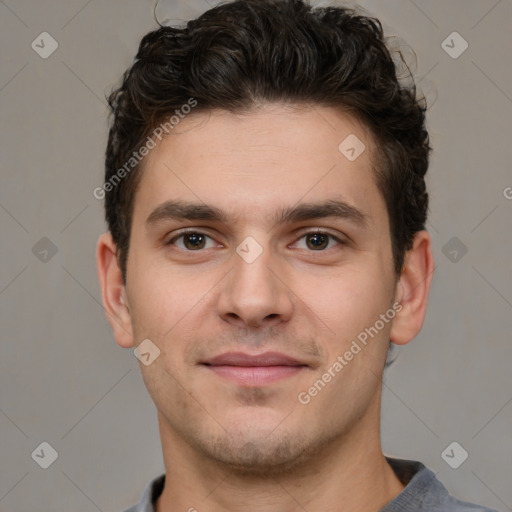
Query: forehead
133 104 386 230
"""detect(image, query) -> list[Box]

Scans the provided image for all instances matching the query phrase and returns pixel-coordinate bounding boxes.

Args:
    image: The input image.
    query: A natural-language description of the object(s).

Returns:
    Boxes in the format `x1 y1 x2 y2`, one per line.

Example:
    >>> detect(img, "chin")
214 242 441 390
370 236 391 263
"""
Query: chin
186 421 334 478
205 435 311 477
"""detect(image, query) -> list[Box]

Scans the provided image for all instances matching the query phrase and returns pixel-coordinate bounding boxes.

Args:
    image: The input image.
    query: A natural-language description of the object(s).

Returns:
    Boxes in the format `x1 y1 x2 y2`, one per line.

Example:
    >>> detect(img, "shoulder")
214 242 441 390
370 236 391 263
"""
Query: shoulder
426 493 500 512
383 457 499 512
443 497 500 512
120 473 166 512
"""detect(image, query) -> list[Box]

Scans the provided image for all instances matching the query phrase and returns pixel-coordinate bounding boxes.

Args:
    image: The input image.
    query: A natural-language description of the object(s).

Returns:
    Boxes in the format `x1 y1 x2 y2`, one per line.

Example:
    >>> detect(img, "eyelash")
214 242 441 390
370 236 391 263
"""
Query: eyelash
166 229 345 252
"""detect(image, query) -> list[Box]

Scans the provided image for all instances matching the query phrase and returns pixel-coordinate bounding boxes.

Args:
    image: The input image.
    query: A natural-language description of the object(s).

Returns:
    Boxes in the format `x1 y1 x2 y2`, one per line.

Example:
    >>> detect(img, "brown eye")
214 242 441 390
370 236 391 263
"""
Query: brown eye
293 231 343 251
306 232 329 250
168 232 216 251
183 233 206 250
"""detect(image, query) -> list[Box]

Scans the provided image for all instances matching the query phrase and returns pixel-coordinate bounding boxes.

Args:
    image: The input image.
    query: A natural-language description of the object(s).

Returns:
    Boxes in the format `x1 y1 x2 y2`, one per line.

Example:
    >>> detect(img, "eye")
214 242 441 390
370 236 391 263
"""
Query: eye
167 231 217 251
293 231 343 251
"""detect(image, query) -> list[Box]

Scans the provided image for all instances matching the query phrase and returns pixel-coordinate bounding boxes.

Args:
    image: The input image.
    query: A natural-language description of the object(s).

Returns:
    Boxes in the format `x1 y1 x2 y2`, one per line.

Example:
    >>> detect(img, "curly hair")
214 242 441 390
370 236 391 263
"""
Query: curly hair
104 0 430 283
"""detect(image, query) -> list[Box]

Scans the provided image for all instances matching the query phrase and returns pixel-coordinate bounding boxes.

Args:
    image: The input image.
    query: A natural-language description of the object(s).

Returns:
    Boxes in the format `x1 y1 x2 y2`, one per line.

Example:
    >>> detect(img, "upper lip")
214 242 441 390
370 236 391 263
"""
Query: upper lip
202 351 307 367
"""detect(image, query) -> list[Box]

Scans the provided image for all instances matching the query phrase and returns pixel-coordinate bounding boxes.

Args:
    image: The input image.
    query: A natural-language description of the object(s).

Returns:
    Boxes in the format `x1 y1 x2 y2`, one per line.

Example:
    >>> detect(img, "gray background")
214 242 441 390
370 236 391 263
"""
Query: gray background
1 0 511 510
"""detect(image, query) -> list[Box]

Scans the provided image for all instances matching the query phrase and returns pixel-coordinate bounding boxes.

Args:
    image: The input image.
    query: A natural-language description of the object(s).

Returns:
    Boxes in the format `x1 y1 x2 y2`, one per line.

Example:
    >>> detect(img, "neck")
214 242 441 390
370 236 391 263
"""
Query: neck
155 400 404 512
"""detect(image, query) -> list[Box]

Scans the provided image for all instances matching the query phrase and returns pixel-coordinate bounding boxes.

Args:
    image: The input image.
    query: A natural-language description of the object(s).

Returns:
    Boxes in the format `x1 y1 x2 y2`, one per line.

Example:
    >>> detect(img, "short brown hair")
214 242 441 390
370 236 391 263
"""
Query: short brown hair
104 0 430 283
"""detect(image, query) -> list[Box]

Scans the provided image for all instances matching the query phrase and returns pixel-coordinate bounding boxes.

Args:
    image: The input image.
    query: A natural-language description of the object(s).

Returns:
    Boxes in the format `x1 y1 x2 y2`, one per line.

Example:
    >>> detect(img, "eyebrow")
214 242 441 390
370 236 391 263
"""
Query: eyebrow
145 199 369 228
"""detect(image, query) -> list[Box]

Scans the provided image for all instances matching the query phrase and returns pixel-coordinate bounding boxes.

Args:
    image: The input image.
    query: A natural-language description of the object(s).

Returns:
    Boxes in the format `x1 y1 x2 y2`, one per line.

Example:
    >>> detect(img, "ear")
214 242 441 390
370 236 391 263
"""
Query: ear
390 230 434 346
96 232 135 348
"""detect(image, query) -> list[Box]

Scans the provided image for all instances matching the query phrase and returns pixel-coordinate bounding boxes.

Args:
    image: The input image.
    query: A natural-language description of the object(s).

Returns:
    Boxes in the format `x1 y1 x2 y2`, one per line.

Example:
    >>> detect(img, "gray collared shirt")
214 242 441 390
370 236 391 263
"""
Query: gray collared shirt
123 458 498 512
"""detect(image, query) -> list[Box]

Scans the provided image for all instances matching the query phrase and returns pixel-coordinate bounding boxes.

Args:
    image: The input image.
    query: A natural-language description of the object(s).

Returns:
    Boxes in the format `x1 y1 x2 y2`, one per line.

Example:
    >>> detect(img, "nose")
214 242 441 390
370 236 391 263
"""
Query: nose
216 241 294 329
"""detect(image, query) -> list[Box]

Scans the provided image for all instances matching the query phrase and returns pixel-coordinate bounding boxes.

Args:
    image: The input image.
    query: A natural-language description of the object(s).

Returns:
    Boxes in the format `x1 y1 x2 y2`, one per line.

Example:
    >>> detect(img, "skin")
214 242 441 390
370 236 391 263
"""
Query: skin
97 104 434 512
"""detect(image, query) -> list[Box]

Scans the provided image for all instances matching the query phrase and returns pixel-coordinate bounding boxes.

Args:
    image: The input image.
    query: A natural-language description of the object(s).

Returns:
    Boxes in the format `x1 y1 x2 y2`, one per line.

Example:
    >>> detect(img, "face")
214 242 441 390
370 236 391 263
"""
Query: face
121 104 400 474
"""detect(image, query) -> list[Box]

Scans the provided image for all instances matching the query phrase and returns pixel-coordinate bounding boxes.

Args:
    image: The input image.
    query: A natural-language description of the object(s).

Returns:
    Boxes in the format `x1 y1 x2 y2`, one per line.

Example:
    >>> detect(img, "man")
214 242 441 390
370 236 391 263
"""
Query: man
96 1 498 510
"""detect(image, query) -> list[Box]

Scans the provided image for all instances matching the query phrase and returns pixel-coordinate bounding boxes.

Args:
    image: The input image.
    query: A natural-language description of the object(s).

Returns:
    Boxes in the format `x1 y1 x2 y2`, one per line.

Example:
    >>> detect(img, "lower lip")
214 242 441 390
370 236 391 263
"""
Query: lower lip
205 365 305 385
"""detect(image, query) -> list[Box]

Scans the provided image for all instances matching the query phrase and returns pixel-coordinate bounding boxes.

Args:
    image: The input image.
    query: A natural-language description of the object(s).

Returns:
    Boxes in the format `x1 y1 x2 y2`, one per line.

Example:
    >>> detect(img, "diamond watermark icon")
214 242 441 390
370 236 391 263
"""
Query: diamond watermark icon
236 236 263 264
32 237 58 263
338 134 365 162
31 441 58 469
441 32 468 59
441 441 468 469
134 338 161 366
442 236 468 263
31 32 59 59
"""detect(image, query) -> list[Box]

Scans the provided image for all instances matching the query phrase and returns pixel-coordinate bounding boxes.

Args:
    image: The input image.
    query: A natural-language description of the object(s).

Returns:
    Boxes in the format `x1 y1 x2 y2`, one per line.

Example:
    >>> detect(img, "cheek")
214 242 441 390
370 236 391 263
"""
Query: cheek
294 264 389 334
127 271 179 342
127 263 223 353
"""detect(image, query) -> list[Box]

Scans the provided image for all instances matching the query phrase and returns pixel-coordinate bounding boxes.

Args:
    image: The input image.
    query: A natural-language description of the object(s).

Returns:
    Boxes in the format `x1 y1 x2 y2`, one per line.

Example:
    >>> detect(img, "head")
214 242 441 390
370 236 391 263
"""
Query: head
97 0 433 475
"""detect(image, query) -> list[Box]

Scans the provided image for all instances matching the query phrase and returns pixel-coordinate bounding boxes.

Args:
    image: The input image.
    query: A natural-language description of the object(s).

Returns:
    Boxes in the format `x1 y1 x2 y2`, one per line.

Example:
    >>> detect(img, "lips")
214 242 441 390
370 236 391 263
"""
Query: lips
204 351 306 367
202 351 308 385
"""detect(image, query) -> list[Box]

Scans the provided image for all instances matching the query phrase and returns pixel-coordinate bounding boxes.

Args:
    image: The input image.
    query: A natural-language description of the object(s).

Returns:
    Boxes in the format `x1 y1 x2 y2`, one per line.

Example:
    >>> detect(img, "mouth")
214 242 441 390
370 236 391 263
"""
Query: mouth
201 351 308 386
